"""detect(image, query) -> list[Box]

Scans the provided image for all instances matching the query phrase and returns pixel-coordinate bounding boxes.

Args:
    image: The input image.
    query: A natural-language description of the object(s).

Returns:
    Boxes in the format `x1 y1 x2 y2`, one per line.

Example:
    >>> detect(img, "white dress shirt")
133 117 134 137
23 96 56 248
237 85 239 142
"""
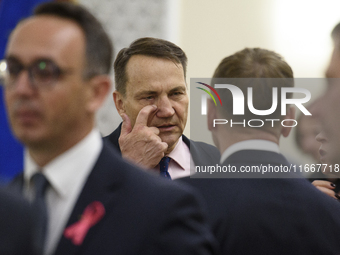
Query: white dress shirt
24 129 103 255
220 139 281 164
153 136 193 179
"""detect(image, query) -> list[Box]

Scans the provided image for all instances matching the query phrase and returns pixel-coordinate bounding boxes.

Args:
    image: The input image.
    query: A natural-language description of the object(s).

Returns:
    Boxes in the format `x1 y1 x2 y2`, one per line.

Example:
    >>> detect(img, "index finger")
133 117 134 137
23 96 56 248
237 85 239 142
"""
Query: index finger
312 180 335 189
134 105 157 127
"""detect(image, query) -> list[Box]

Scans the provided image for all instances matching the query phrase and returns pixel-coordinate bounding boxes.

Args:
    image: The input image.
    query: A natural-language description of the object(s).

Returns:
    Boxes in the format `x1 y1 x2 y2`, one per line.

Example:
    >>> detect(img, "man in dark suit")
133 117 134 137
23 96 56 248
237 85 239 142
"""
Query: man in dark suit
3 2 217 255
179 48 340 254
104 37 220 179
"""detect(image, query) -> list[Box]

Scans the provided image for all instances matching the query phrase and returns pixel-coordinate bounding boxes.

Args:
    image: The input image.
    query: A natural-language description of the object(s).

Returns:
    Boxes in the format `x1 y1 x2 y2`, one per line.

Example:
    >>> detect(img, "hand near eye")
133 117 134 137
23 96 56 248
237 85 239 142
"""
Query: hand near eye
119 105 168 169
312 180 340 200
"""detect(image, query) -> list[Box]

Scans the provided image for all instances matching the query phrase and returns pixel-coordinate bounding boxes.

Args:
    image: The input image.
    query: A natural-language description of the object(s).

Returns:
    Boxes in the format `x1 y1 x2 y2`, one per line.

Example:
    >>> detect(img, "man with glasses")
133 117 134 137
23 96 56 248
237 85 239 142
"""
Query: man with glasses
3 2 217 255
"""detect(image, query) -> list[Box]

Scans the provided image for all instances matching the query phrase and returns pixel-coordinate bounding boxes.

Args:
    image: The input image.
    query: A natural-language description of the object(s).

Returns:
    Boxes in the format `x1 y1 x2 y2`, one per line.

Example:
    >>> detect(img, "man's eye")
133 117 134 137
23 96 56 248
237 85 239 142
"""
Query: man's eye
172 91 183 96
144 96 154 100
7 63 22 76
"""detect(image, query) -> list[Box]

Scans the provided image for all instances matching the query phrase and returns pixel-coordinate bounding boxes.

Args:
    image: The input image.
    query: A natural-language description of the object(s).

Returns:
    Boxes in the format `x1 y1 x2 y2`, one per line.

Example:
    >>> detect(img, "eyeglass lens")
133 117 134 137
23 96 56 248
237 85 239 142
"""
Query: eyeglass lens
4 58 61 88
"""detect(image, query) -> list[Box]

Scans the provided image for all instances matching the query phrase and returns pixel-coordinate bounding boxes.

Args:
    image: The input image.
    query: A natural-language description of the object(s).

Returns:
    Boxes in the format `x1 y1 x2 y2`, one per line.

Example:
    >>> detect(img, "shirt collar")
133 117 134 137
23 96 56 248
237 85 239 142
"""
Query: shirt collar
220 139 280 164
24 128 103 198
167 136 187 170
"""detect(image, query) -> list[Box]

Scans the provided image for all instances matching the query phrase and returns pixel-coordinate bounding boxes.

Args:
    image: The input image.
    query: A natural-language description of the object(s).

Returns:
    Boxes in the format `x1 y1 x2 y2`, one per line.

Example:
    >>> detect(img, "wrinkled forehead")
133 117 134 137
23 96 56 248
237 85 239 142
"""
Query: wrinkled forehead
125 55 185 87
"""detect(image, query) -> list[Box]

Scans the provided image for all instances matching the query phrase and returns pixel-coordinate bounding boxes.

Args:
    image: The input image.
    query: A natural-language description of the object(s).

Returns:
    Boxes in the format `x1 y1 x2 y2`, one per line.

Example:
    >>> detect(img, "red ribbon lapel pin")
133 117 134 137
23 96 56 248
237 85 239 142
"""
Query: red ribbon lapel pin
64 201 105 246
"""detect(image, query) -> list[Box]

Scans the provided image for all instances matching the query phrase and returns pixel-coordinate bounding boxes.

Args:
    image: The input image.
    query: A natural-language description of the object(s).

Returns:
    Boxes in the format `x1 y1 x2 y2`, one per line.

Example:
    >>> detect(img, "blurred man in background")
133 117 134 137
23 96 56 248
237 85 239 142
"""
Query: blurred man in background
295 108 340 199
295 112 321 163
311 22 340 191
180 48 340 255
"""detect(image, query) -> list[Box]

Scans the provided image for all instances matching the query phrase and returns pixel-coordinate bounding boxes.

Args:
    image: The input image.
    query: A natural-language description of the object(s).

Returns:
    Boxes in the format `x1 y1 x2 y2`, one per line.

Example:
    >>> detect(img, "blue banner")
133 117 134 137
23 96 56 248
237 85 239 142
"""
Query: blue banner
0 0 50 182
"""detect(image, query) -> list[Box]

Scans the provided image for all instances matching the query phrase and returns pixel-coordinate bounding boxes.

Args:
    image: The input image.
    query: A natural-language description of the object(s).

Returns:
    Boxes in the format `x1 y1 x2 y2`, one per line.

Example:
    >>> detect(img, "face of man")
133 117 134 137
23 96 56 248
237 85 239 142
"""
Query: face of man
116 55 189 153
316 131 331 165
298 116 321 162
312 83 340 166
4 16 93 152
312 39 340 166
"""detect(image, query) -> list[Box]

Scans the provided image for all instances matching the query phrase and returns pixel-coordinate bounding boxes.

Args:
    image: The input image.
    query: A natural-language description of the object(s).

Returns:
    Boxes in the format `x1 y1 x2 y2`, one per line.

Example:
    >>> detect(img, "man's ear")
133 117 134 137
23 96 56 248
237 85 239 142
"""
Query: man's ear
207 98 217 131
281 106 296 137
113 90 125 115
86 75 111 113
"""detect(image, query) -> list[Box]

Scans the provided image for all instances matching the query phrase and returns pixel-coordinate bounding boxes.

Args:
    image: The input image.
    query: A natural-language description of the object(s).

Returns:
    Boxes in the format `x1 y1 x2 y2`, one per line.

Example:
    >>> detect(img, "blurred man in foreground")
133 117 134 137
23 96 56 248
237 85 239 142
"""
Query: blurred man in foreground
3 2 217 255
0 187 38 255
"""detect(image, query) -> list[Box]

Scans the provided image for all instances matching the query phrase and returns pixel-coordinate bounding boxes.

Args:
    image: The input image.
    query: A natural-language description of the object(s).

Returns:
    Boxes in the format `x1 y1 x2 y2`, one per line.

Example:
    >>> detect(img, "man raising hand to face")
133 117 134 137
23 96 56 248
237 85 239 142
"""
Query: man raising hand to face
119 104 168 168
105 38 220 179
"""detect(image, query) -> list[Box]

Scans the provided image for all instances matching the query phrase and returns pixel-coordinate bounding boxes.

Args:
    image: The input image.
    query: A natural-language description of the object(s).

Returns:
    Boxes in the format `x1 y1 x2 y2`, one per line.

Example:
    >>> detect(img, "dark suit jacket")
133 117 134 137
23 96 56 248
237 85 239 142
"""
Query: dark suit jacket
11 141 217 255
104 123 220 167
0 187 37 255
179 150 340 255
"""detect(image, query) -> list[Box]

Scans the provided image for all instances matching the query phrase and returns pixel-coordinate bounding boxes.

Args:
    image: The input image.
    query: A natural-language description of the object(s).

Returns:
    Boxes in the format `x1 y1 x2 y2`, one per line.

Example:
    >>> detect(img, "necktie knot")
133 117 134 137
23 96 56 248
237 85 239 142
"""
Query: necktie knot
32 173 49 199
159 157 171 180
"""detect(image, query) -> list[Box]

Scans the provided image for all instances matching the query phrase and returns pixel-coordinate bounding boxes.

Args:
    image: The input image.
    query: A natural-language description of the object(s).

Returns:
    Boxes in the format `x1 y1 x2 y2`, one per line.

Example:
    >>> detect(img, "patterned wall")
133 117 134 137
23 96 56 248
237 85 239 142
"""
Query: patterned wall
79 0 170 135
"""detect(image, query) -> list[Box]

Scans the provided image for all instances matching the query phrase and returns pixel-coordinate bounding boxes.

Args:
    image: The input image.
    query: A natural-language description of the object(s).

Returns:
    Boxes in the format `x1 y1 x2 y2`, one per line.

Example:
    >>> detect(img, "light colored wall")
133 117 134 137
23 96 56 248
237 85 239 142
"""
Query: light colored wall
177 0 340 166
80 0 170 136
82 0 340 166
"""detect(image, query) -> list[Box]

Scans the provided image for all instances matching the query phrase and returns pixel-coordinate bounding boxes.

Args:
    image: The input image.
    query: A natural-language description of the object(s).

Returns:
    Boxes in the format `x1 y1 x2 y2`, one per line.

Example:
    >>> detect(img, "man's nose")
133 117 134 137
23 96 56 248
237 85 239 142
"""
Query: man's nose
156 96 175 118
316 132 326 143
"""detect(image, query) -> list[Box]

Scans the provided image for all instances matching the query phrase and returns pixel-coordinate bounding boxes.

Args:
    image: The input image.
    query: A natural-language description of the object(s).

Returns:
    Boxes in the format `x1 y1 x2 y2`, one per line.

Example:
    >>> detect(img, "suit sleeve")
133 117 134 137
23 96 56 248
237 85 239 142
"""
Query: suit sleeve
146 185 220 255
0 188 39 255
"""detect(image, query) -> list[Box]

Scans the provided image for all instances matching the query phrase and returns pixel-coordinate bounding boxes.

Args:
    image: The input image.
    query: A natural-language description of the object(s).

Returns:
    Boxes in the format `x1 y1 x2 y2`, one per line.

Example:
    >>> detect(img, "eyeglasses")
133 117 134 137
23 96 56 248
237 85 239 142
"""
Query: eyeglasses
0 58 73 89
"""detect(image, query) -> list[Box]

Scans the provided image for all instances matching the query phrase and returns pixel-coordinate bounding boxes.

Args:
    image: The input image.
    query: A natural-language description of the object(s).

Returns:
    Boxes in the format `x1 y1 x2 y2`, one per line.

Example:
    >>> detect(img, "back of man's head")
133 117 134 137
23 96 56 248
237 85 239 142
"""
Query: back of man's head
213 48 293 79
114 37 187 96
212 48 294 135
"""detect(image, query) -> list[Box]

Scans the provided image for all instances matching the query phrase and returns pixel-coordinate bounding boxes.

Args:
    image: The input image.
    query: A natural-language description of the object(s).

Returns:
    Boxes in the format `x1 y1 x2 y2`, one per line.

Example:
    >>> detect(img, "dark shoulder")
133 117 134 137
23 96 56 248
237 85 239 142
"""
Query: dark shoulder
192 140 220 154
0 187 30 216
0 188 37 255
102 124 122 152
182 135 220 165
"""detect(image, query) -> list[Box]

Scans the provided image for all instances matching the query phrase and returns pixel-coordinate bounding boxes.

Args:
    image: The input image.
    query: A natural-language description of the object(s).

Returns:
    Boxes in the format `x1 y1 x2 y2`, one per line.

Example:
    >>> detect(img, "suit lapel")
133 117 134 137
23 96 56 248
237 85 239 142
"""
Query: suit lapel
182 135 215 167
53 142 122 255
182 135 202 165
7 173 24 194
104 124 122 154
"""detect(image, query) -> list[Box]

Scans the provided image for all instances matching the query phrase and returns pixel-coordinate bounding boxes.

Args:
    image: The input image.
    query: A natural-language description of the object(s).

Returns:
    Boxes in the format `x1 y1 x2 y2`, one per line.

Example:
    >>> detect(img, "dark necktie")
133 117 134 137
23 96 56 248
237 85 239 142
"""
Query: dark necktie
159 157 171 180
31 172 49 253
